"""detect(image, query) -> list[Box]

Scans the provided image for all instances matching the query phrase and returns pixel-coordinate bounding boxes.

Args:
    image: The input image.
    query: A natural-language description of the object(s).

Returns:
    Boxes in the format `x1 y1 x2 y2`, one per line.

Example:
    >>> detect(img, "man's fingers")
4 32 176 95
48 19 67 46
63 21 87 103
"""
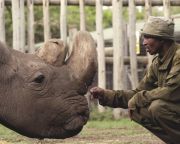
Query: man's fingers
90 93 98 99
90 87 98 99
128 109 133 121
90 87 104 99
89 87 97 94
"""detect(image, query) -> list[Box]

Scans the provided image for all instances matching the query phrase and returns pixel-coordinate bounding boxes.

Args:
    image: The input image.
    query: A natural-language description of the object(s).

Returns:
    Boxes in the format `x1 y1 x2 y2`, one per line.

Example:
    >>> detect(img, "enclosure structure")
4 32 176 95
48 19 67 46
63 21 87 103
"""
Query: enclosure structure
0 0 180 117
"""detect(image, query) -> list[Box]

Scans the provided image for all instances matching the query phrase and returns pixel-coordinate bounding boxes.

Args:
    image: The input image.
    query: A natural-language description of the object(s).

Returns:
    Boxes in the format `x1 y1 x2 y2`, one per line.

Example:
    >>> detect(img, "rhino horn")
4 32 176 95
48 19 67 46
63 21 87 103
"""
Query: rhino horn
36 39 67 66
66 31 97 88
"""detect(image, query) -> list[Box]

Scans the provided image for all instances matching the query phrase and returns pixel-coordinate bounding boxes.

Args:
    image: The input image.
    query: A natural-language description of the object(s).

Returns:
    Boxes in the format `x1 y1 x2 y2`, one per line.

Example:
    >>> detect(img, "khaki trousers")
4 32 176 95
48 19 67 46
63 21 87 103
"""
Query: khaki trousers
131 99 180 144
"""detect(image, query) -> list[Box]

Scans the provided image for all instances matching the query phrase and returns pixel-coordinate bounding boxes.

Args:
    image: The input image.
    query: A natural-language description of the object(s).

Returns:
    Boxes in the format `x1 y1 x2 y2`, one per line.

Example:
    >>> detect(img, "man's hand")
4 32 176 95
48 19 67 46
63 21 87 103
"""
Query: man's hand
128 108 133 120
128 97 136 120
89 87 104 99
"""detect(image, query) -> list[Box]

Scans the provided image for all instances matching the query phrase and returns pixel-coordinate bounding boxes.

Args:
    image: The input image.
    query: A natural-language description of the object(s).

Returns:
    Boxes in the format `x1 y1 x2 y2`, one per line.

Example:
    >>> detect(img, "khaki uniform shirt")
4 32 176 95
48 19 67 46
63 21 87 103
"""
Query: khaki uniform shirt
99 42 180 109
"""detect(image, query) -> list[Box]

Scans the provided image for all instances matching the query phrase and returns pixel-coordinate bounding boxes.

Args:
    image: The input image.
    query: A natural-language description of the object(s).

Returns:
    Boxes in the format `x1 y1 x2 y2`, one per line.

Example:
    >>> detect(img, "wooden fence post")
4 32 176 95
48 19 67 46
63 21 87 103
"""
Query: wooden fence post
128 0 138 89
43 0 51 41
163 0 171 18
123 24 130 90
145 0 152 20
96 0 105 113
4 0 180 6
12 0 25 51
112 0 124 119
79 0 86 31
60 0 67 44
20 0 25 52
145 0 153 66
0 0 5 43
27 0 35 53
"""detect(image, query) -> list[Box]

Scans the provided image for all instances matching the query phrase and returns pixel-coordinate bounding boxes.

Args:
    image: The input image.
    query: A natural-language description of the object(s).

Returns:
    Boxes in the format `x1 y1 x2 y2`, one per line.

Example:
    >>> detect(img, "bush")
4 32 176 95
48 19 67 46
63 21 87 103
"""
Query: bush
89 106 114 121
89 102 129 121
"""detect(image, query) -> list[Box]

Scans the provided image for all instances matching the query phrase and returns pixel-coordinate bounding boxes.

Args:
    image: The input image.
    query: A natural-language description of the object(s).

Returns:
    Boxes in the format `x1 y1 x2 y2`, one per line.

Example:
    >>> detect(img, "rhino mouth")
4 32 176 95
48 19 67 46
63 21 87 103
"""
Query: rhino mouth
42 109 89 139
63 109 89 132
49 109 89 139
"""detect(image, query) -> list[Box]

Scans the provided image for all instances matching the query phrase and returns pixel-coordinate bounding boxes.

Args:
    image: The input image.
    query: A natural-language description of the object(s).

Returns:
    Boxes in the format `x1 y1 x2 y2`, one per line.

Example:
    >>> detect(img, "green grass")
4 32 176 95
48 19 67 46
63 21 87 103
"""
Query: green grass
80 119 147 138
86 119 137 129
0 125 35 144
0 119 162 144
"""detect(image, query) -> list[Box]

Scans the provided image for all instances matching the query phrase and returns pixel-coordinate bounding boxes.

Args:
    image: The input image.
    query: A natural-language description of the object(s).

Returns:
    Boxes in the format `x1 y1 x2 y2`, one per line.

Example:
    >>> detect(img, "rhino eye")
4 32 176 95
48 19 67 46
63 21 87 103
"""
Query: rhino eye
33 74 45 83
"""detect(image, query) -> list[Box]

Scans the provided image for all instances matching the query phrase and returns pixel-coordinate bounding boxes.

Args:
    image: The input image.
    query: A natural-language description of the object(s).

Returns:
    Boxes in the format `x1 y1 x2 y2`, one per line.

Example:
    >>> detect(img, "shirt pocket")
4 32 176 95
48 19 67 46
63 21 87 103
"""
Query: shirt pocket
166 65 180 86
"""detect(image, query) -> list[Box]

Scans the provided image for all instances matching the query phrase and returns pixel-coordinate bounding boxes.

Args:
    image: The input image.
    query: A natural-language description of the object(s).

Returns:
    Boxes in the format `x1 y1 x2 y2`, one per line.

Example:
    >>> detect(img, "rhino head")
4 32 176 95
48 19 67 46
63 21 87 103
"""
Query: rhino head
0 31 97 139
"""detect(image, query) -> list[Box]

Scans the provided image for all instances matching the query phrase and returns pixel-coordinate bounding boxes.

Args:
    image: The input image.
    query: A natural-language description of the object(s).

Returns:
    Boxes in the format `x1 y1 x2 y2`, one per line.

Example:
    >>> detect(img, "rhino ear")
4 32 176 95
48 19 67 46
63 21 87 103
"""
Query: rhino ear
0 42 11 65
66 31 97 87
36 39 67 67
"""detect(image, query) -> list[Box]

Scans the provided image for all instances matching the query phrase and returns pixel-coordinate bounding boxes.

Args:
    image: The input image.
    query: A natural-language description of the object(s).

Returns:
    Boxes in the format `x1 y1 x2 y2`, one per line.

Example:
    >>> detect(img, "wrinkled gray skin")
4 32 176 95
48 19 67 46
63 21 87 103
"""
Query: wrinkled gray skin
0 31 97 139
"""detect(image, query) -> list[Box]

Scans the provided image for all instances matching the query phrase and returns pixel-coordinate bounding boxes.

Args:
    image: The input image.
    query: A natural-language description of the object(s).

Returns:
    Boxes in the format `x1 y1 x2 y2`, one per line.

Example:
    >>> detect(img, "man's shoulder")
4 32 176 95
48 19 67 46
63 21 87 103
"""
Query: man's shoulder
152 55 158 64
173 43 180 62
175 43 180 55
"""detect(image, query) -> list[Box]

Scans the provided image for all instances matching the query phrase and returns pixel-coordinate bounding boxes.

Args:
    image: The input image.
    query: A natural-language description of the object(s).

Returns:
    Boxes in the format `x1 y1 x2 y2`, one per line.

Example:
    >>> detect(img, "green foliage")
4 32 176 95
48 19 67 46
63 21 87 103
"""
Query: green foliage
86 119 137 129
103 8 112 28
3 5 180 47
171 6 180 15
136 8 145 20
4 6 13 47
89 105 128 121
49 6 60 39
89 107 114 121
67 6 80 29
84 6 96 31
35 6 101 40
33 6 44 43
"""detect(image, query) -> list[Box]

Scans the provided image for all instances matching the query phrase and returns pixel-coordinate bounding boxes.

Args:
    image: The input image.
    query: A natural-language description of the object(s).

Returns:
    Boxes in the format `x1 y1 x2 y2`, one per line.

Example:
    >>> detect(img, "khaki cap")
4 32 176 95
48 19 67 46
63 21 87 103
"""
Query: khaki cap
141 16 175 40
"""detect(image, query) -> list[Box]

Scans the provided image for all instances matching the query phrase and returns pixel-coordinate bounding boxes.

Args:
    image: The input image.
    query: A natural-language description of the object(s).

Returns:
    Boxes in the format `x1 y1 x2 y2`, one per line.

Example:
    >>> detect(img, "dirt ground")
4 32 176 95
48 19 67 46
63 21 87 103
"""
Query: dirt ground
40 129 165 144
42 127 165 144
0 123 165 144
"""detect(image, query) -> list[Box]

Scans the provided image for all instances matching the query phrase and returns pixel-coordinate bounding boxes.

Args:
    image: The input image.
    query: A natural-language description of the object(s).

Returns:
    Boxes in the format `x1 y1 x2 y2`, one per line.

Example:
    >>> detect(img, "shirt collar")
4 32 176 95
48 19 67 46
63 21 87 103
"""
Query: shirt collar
158 42 177 70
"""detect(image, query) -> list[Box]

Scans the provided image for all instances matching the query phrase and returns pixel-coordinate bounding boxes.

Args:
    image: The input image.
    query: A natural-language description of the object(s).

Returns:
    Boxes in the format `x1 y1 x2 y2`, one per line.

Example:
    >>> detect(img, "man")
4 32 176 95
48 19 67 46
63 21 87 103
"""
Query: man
90 16 180 144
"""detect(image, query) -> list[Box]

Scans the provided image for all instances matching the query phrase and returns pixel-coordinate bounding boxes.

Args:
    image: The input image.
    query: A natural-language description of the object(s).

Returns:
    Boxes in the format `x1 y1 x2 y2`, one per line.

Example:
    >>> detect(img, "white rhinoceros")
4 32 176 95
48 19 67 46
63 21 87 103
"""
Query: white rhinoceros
0 31 97 139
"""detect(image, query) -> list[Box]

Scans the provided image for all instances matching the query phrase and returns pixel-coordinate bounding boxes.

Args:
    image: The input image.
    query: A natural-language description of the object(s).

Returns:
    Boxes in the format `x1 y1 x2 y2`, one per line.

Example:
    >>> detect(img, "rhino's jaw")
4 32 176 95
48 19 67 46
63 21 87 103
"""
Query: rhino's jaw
63 109 89 138
46 108 89 139
64 109 89 130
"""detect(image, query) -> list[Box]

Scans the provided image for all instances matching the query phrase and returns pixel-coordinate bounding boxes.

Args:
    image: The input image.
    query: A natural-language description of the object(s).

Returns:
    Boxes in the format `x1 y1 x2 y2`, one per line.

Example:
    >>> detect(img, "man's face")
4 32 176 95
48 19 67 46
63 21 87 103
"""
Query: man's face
142 35 163 55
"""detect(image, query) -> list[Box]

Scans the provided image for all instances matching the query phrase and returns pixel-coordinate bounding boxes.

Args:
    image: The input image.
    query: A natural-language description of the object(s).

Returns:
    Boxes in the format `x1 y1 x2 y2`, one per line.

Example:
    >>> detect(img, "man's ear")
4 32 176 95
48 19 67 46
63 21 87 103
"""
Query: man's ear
0 42 11 65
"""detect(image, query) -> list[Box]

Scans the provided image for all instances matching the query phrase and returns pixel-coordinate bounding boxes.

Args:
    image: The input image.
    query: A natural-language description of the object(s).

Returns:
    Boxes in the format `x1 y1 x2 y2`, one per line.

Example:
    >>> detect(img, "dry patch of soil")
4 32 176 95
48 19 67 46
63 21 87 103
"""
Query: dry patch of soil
0 121 165 144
